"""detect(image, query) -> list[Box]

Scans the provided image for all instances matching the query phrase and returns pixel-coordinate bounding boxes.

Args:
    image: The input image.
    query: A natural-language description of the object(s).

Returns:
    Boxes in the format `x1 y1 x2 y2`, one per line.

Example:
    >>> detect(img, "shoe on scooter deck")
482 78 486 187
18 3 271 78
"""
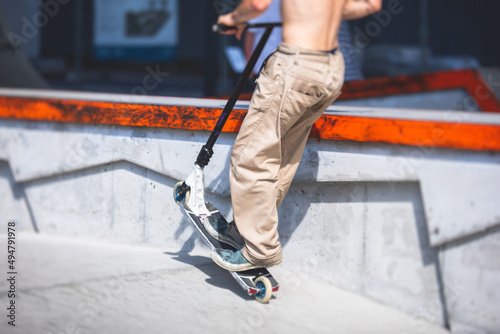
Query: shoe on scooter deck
180 201 279 303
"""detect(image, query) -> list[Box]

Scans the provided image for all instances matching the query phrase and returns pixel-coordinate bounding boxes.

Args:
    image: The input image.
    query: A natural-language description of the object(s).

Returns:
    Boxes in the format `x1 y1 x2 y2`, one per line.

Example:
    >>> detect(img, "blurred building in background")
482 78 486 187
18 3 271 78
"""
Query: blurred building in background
0 0 499 99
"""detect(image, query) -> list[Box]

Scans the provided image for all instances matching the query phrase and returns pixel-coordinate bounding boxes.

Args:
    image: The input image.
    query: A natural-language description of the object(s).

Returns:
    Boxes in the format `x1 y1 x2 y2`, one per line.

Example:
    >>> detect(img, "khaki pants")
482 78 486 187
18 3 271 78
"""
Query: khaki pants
230 43 345 266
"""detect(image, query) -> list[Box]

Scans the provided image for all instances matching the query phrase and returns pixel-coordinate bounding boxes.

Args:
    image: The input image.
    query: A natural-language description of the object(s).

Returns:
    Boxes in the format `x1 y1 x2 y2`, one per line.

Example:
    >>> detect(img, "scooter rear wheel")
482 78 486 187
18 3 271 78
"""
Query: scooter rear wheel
254 276 273 303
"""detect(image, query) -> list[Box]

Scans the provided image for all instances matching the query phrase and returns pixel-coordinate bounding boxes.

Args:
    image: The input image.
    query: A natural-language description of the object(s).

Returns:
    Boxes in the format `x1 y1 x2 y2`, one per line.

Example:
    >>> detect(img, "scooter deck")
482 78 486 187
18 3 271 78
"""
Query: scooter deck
180 202 279 296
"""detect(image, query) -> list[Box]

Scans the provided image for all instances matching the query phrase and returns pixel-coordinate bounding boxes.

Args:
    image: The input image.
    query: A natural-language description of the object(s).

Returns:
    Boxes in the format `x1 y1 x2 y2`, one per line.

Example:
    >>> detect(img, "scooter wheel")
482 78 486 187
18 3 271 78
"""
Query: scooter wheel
254 276 273 304
173 181 190 205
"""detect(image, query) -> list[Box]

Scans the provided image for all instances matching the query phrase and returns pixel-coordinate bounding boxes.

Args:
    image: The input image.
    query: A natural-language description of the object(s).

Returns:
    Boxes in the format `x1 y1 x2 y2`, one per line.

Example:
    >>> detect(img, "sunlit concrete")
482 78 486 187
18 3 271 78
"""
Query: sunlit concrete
0 233 449 334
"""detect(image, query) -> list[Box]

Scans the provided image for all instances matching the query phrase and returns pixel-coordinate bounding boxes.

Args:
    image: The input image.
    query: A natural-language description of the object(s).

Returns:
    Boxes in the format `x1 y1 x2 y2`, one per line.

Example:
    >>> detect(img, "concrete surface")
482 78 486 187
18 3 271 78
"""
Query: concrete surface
1 91 499 332
0 233 449 334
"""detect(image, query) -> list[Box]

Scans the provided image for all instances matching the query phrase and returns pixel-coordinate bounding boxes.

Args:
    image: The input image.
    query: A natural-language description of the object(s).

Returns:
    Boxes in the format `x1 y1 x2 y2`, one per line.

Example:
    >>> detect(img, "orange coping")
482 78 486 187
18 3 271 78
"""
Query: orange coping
0 95 499 152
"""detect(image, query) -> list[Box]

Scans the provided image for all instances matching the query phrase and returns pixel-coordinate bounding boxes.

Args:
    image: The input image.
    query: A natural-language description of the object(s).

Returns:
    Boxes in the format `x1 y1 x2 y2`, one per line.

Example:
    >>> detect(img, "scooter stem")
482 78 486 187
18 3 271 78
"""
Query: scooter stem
195 22 282 168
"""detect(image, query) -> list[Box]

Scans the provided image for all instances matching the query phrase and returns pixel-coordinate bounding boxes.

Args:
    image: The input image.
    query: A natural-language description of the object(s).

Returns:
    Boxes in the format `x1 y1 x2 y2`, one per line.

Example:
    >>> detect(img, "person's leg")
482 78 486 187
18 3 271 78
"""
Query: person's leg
229 54 286 267
276 50 345 207
276 89 342 207
224 47 344 268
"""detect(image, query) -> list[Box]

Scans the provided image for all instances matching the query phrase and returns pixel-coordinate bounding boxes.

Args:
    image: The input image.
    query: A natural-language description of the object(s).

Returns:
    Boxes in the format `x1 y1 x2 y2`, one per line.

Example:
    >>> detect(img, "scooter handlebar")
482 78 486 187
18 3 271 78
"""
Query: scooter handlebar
212 23 234 33
212 22 282 33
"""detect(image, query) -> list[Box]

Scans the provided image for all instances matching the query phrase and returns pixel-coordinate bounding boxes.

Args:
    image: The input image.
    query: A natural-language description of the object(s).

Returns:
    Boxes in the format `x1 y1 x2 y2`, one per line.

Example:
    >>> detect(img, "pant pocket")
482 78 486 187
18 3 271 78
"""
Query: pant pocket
305 89 343 128
231 73 281 167
251 72 281 113
280 84 324 136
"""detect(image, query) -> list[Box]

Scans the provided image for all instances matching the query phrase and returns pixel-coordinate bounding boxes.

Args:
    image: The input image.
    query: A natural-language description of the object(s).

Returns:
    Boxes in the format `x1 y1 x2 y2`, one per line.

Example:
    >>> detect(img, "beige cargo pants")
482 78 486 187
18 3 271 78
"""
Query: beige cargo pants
230 43 345 266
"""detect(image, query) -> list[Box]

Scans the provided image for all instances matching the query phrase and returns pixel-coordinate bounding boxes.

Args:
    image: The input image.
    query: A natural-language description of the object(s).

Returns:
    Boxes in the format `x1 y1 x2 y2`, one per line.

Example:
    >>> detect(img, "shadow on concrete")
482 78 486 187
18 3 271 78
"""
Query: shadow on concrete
0 160 39 232
277 150 319 249
164 250 253 301
277 179 450 328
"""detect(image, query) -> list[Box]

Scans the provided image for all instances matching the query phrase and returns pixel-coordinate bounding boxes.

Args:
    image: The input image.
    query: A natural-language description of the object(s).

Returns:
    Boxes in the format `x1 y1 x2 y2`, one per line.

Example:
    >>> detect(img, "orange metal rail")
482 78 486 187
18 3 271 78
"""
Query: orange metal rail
1 95 499 152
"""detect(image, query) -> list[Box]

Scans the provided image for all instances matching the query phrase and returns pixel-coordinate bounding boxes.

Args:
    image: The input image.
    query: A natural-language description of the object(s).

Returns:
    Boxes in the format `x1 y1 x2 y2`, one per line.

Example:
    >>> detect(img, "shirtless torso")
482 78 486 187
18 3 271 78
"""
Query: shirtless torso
217 0 382 51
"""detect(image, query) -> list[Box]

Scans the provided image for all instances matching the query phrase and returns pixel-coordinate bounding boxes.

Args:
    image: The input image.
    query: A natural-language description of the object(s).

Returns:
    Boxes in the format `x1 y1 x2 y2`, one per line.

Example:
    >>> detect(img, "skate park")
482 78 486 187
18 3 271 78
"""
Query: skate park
1 1 500 333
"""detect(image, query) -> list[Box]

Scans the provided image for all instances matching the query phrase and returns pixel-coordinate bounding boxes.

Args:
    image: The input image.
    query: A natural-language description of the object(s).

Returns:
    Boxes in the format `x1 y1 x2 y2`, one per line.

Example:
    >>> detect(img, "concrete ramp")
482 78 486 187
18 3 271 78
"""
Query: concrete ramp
0 233 449 334
1 88 499 332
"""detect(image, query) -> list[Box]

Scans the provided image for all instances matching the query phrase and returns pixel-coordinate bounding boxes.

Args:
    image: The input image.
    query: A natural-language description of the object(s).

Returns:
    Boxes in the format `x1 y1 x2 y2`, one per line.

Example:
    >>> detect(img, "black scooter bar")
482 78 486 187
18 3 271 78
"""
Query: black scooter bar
175 22 282 202
196 22 282 168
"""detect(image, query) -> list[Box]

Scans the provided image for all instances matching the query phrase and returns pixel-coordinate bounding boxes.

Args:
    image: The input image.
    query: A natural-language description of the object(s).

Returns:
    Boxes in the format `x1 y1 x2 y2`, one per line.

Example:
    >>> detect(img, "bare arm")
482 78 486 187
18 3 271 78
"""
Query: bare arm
342 0 382 20
217 0 272 39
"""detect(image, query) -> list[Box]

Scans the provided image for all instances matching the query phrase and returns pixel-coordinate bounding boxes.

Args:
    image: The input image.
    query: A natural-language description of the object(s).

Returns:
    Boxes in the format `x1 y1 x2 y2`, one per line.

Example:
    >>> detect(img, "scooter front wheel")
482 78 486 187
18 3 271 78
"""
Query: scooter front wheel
173 181 190 205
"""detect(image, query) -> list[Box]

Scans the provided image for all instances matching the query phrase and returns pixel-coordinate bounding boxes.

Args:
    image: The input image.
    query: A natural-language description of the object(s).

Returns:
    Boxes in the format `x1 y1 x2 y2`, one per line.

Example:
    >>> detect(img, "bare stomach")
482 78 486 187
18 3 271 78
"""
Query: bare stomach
281 0 344 51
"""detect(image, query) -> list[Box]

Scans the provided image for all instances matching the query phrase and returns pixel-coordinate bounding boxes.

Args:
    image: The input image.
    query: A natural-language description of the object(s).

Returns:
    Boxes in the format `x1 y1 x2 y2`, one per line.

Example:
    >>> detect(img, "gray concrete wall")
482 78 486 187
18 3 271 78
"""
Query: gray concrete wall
1 94 500 332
